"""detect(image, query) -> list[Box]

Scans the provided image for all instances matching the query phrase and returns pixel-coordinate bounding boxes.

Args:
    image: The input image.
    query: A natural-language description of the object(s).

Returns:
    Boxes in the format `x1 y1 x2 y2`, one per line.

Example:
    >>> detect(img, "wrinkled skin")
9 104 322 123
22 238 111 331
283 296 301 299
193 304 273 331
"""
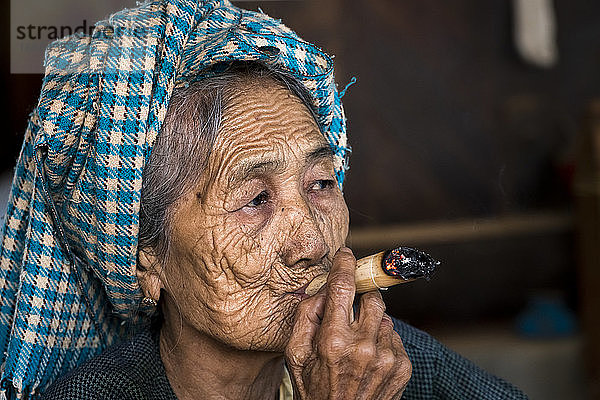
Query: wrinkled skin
137 78 411 399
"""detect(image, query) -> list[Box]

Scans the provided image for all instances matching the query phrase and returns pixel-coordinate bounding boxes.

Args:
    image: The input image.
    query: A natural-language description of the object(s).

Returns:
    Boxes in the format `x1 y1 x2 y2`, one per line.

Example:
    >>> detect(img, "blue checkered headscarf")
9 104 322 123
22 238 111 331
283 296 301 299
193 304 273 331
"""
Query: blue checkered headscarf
0 0 350 397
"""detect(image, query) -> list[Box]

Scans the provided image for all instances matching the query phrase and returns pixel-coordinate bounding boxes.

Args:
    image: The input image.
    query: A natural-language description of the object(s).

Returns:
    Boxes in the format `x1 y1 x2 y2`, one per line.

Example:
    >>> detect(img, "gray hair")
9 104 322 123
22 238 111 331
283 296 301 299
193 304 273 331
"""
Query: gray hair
138 62 318 265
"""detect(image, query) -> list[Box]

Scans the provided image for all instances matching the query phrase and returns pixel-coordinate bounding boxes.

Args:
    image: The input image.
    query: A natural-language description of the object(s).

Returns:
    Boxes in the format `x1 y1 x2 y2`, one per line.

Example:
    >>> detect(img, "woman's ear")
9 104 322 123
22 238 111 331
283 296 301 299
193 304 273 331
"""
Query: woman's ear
137 247 164 301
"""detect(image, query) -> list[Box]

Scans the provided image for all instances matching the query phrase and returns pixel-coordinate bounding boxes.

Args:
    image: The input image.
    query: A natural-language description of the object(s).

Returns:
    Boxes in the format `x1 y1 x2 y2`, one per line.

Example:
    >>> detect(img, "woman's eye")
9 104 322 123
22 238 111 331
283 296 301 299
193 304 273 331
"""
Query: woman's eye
309 179 335 191
247 190 269 207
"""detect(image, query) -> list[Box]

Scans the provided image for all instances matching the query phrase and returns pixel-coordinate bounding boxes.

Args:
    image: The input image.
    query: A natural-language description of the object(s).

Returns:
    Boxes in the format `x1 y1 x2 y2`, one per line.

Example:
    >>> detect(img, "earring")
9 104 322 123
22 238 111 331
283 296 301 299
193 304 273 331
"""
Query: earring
141 297 158 307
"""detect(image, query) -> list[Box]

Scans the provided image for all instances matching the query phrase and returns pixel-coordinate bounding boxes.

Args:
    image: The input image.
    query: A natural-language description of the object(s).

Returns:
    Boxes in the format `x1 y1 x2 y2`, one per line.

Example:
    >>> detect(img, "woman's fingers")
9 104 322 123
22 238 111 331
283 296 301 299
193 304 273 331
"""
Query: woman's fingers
285 292 326 367
286 246 413 399
376 313 395 347
355 348 396 400
351 314 410 400
356 290 386 338
322 247 357 326
379 331 412 399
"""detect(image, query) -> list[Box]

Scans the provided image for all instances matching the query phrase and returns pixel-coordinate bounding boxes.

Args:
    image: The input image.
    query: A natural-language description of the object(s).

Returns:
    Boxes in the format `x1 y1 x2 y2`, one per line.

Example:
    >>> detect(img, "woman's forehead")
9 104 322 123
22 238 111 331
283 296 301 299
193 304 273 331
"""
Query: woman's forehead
209 81 330 177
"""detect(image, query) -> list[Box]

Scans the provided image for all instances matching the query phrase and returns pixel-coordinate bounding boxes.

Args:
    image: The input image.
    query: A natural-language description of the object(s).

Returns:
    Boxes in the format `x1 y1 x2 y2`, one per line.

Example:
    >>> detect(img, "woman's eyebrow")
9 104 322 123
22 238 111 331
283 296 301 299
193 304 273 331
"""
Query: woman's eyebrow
228 159 283 188
306 145 334 164
227 145 333 188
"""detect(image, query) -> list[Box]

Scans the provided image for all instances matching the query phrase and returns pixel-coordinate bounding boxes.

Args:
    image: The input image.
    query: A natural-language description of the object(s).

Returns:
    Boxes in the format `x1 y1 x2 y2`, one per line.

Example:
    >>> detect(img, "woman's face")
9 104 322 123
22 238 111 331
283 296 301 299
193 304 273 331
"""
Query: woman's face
157 78 349 352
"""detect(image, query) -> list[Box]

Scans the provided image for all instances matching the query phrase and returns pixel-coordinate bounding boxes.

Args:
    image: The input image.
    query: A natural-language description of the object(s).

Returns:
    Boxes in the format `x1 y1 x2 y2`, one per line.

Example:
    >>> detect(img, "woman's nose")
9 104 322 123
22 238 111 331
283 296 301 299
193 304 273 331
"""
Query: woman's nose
280 199 328 268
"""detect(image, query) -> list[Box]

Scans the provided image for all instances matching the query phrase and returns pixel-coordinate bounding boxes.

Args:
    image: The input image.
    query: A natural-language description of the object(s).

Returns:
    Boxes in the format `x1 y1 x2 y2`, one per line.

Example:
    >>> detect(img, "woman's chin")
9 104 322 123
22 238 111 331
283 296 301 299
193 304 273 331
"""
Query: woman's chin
219 309 296 353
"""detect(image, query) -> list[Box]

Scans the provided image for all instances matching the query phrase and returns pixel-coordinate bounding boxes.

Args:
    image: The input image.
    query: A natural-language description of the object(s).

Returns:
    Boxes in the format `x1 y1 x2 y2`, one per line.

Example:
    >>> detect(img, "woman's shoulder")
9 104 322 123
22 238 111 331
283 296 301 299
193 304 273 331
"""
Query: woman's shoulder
40 330 177 400
391 317 529 400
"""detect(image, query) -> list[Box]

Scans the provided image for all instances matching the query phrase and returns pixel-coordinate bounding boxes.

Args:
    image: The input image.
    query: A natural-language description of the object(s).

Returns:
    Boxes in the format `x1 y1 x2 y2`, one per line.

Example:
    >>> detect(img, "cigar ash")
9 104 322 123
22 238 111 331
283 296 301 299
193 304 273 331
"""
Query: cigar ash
382 247 440 280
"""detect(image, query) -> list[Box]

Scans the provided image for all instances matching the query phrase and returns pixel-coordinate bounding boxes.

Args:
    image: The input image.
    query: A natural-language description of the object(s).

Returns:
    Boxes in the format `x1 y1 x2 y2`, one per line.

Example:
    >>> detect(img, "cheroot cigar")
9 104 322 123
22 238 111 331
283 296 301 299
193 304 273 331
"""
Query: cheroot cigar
305 247 440 296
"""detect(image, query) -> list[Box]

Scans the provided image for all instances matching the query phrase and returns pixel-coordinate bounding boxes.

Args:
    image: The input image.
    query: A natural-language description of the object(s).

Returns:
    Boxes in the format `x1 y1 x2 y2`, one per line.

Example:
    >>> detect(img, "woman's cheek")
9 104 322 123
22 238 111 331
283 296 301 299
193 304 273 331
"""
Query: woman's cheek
220 219 277 284
320 194 349 245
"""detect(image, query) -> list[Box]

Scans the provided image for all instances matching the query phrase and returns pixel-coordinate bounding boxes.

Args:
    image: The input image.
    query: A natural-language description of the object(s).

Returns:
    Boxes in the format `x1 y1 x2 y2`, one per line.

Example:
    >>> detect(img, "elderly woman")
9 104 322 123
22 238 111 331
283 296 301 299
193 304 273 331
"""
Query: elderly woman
0 1 527 399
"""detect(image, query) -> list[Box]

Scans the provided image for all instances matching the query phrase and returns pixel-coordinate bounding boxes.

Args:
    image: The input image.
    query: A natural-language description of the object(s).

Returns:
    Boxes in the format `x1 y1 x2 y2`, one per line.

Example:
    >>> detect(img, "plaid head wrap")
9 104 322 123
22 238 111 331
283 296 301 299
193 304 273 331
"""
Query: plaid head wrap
0 0 350 397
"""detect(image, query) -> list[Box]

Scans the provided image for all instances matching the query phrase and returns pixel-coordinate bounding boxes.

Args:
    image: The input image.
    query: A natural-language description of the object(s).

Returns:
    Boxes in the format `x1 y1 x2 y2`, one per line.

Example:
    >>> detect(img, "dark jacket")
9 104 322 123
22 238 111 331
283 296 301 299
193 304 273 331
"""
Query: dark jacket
41 318 528 399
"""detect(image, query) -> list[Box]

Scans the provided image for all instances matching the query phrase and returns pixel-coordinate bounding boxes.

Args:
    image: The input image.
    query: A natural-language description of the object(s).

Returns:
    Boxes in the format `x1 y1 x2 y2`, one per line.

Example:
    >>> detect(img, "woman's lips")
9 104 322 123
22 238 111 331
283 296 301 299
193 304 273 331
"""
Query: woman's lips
287 272 328 299
293 282 309 294
288 282 311 300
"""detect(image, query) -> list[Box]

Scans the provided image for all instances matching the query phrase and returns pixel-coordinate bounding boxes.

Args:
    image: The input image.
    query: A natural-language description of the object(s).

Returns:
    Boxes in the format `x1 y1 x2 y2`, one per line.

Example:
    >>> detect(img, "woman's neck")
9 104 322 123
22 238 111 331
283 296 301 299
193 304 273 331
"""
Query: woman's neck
159 315 285 400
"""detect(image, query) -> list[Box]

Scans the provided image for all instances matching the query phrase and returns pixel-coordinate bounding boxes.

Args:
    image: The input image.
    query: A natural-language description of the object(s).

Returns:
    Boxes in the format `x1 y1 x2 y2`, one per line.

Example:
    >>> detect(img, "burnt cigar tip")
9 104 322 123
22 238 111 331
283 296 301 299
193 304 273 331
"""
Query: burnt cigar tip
382 247 440 280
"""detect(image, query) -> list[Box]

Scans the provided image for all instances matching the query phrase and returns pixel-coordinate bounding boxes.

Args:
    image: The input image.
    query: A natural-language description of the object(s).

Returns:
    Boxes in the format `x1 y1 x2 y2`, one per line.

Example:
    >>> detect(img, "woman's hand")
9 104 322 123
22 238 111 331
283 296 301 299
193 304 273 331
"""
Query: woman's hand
285 247 412 400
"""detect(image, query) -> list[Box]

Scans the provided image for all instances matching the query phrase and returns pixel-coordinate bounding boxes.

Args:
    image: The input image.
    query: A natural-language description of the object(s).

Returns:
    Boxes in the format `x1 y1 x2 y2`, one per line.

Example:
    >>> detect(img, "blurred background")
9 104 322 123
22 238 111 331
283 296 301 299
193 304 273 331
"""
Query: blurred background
3 0 600 398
